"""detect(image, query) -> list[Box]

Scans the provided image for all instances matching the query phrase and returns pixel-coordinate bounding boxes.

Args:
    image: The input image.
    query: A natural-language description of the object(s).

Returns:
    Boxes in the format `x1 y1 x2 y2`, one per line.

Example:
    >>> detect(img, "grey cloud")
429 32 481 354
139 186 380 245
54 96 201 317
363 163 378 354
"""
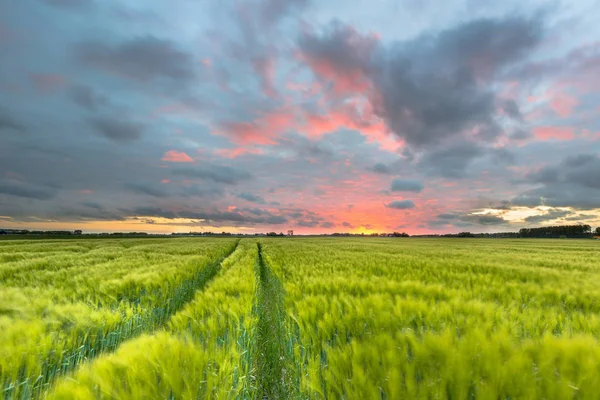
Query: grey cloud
0 180 55 200
0 109 24 133
386 200 415 209
82 201 102 209
124 182 168 198
177 209 287 225
321 221 335 228
368 163 392 174
524 209 572 224
238 192 267 204
297 220 319 227
40 0 92 8
131 207 177 219
390 179 423 192
500 99 523 121
300 16 542 148
517 154 600 209
473 214 507 225
342 221 354 228
74 37 195 86
69 84 108 110
261 0 309 24
437 213 460 220
181 185 225 198
431 212 507 227
173 165 252 185
419 141 484 178
87 115 144 142
562 156 600 190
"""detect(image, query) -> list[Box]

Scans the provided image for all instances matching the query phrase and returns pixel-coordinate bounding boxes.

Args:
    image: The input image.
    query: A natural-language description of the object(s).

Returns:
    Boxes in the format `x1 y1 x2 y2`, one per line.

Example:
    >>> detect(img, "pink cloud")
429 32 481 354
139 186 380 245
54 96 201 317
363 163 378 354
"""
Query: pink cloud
532 126 575 141
253 56 276 97
551 93 578 117
79 189 93 194
30 73 65 93
214 109 294 145
302 102 401 152
298 27 379 97
215 147 264 159
161 150 194 163
161 179 170 184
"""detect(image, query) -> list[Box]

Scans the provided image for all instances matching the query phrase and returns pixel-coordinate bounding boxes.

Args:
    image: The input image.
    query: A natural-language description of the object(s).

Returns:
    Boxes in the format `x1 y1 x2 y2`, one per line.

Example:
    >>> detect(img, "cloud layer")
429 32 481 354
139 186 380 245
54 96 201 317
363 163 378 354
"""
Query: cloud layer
1 0 599 233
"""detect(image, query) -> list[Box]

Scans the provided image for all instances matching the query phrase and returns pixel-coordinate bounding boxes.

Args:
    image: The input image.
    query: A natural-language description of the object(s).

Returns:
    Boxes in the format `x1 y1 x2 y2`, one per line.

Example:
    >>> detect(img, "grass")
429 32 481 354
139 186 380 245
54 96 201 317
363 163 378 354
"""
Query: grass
2 237 600 399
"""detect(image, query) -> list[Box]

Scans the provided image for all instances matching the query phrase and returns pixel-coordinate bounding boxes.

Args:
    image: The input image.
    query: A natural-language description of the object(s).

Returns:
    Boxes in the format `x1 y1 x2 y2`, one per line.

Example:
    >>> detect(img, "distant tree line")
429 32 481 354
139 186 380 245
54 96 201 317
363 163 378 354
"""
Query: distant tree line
519 225 592 238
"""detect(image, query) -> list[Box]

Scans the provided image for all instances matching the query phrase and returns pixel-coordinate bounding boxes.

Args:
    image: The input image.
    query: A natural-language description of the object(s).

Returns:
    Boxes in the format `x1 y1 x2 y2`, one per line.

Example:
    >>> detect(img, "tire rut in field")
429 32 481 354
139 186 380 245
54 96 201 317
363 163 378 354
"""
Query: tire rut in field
253 243 297 399
3 239 241 400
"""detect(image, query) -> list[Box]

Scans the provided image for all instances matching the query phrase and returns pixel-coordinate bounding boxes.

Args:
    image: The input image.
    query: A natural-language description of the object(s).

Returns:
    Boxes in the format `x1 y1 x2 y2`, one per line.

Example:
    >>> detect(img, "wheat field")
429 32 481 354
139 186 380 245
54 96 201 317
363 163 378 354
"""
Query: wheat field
1 237 599 399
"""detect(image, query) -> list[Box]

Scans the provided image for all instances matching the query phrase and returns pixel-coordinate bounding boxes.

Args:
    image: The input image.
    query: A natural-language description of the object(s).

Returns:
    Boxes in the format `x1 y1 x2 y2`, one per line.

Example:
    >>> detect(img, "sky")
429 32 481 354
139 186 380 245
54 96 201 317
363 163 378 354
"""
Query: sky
0 0 599 234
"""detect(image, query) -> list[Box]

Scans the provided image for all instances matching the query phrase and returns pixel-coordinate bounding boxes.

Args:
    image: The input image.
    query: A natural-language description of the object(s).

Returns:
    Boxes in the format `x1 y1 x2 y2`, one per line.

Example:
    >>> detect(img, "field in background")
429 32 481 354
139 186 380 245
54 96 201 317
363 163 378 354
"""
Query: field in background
1 237 599 399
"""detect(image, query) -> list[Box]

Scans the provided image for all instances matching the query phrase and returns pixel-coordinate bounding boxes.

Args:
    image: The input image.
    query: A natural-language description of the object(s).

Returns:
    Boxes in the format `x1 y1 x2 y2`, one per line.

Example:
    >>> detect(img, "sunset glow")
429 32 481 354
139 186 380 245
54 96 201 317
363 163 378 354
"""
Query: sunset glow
1 1 599 234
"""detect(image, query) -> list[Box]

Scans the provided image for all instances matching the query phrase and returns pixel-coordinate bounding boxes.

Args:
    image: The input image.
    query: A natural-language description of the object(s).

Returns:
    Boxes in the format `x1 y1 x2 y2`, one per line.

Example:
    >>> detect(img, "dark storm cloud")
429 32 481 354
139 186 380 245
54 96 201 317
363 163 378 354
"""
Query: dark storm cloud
124 183 168 198
390 179 423 193
69 84 108 110
386 200 416 209
514 154 600 209
368 163 392 174
74 37 195 86
300 16 543 147
173 165 252 185
87 115 144 142
418 141 484 178
0 180 55 200
238 192 267 204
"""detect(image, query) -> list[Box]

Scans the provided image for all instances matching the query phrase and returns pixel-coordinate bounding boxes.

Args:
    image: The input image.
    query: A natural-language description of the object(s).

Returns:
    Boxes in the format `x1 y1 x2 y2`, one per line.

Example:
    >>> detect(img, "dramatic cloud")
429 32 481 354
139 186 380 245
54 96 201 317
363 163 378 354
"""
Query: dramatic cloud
1 1 598 234
514 154 600 209
300 16 543 148
390 179 423 193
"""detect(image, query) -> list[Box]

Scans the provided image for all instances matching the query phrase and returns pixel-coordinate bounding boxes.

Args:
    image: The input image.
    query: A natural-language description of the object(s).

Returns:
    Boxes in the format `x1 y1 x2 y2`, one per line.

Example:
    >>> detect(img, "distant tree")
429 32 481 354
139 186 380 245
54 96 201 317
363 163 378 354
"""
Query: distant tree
520 225 593 238
391 232 410 237
595 227 600 235
457 232 475 238
266 232 278 236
